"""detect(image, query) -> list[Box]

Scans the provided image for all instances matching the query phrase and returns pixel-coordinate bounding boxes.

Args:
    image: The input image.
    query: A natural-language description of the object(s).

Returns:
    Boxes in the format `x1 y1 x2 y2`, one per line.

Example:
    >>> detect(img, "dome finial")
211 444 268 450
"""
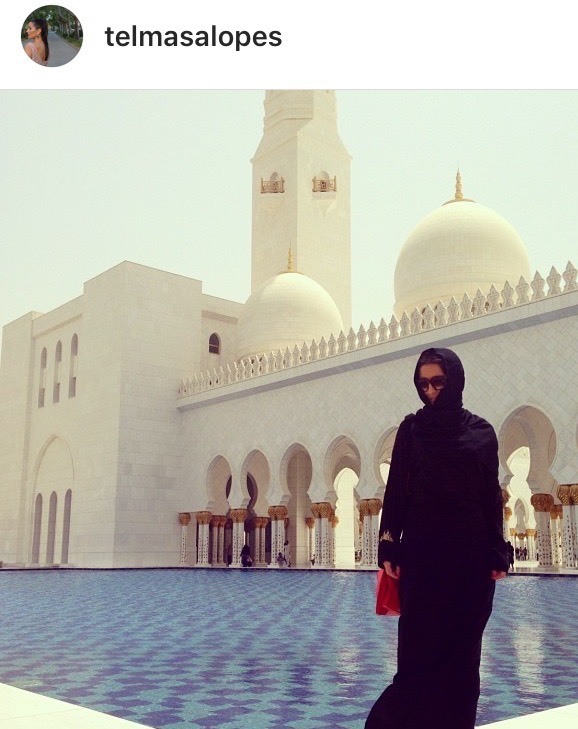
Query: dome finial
455 169 463 200
443 169 474 205
287 243 294 271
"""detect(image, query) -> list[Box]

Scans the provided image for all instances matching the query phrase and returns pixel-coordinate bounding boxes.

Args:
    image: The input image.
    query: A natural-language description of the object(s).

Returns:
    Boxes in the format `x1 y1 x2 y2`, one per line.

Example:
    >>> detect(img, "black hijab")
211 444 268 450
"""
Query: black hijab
411 348 497 469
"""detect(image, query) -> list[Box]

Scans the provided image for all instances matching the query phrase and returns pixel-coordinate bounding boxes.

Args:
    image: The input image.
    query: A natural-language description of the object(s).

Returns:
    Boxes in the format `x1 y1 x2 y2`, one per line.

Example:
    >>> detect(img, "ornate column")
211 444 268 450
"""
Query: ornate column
257 517 269 565
530 494 554 566
305 517 315 565
549 504 563 565
252 518 261 566
311 502 334 568
503 507 512 543
525 528 536 560
558 485 578 567
178 512 191 566
229 508 248 566
329 515 339 566
196 511 212 566
571 486 578 567
209 516 226 566
360 498 382 568
268 506 288 566
501 489 511 542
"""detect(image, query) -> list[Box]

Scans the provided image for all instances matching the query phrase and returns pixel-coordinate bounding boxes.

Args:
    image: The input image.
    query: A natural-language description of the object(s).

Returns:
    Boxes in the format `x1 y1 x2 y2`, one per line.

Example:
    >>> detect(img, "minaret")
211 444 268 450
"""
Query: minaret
251 90 352 329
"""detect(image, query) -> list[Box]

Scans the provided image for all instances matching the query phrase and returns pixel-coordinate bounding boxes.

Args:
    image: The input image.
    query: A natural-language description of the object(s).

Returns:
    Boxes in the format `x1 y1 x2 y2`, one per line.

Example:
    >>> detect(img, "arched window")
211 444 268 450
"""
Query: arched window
53 341 62 403
61 489 72 564
32 493 43 562
69 334 78 398
38 348 47 408
209 333 221 355
46 491 57 564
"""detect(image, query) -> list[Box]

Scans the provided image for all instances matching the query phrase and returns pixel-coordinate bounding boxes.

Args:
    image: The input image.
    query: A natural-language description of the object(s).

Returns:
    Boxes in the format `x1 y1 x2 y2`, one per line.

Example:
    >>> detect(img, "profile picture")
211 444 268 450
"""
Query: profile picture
22 6 82 67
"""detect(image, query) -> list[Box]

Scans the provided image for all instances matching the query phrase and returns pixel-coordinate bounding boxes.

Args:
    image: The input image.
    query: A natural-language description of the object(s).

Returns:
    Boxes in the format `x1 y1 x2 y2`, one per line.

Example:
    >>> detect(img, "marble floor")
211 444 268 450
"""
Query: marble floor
5 684 578 729
1 567 577 728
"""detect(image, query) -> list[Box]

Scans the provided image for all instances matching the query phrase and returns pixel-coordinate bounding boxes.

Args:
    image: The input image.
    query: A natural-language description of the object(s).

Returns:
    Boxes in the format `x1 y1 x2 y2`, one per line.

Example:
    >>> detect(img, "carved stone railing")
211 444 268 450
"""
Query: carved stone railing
260 177 285 193
312 176 337 192
178 261 576 398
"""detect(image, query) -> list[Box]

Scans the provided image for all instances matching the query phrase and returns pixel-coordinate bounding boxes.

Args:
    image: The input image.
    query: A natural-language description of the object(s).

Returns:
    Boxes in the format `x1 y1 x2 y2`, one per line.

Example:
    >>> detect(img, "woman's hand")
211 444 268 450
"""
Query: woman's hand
384 560 401 579
491 570 507 580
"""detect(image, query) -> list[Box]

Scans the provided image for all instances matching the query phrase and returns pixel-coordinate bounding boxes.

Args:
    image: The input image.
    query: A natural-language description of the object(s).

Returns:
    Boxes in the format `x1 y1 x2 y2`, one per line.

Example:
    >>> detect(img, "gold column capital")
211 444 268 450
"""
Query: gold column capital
557 485 572 506
229 508 248 524
504 506 512 520
268 505 288 521
314 501 334 519
196 510 212 525
367 498 382 516
530 493 555 512
501 488 510 507
179 512 191 526
305 517 315 529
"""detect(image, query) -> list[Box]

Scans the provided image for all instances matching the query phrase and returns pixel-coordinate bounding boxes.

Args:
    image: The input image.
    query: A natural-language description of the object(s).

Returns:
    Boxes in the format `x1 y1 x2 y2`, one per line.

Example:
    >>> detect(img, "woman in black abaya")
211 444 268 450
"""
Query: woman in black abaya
366 347 508 729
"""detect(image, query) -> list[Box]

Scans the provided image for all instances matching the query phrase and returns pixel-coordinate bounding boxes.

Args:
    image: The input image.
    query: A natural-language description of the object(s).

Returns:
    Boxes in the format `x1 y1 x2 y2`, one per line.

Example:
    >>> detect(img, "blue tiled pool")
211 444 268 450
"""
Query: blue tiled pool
1 569 577 728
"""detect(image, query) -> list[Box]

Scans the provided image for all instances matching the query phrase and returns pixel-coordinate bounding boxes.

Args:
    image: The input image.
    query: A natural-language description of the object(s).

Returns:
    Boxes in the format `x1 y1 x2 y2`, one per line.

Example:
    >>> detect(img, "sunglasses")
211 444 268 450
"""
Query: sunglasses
417 376 447 392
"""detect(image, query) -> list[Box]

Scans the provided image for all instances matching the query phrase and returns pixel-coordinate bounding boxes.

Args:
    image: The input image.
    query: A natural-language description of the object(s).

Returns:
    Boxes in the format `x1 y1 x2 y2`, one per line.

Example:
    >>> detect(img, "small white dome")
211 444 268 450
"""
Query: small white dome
394 179 531 317
236 270 344 361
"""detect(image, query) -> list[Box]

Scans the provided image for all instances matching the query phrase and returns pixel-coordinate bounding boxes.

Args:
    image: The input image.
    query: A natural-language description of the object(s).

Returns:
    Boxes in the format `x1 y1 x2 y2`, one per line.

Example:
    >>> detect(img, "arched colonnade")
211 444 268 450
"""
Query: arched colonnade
180 405 578 570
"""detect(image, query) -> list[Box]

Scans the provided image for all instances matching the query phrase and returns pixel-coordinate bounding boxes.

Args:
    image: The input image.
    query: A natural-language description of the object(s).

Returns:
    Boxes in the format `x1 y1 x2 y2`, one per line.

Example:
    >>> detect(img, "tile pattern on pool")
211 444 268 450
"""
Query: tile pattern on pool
1 570 577 729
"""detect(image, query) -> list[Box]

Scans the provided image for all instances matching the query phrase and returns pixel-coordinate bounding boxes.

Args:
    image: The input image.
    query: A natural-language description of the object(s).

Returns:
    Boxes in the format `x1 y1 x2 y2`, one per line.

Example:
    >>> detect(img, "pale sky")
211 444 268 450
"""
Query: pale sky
1 91 577 348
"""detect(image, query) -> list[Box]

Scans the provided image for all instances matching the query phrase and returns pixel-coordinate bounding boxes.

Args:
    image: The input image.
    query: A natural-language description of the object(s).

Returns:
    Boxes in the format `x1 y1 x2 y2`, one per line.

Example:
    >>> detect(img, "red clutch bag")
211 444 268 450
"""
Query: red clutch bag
375 568 401 616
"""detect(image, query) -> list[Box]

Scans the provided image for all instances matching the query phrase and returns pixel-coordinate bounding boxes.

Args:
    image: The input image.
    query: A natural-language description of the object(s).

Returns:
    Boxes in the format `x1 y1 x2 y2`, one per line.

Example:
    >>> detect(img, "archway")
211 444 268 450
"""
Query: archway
499 406 558 565
324 436 361 568
32 436 74 565
281 445 313 568
507 448 537 562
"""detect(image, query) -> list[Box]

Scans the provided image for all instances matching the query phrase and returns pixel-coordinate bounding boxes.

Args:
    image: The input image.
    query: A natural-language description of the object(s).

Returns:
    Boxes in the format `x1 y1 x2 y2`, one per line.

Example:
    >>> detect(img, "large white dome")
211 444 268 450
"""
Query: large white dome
394 178 531 317
236 270 344 362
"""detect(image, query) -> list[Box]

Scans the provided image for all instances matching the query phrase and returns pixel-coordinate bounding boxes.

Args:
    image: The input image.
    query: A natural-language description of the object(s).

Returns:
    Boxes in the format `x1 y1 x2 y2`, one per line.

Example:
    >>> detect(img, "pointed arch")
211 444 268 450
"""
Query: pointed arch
498 406 557 494
61 489 72 564
31 494 43 563
46 492 57 564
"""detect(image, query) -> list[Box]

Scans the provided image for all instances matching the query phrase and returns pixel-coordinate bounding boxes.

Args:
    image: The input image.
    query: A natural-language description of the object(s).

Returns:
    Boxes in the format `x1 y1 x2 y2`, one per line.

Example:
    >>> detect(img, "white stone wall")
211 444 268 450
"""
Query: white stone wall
2 263 577 569
178 289 578 529
199 294 242 373
0 312 40 563
0 262 211 567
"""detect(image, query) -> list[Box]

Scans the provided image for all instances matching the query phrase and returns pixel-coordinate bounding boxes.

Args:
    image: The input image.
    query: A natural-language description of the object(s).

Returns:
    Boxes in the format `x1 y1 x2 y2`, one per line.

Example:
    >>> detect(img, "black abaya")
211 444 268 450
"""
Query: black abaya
366 348 508 729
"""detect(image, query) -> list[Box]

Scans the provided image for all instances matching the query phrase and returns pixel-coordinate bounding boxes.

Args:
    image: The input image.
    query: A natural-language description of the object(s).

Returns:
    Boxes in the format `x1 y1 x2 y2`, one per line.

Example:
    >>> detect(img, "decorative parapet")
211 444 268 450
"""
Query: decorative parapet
178 261 577 398
312 176 337 192
261 177 284 193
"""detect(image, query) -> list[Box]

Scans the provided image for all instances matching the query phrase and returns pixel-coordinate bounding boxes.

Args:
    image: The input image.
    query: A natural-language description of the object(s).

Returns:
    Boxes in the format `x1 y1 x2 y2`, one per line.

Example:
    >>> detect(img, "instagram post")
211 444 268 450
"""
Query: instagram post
1 4 578 729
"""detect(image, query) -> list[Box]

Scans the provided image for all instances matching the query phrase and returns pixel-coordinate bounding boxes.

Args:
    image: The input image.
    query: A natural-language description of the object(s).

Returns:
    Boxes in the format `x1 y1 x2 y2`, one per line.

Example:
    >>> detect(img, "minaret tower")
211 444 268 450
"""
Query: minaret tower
251 90 352 328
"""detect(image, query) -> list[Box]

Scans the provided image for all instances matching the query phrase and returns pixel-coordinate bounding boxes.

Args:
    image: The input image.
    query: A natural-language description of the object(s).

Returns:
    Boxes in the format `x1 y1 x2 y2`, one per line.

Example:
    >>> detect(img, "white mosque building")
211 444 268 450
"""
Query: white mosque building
1 91 577 571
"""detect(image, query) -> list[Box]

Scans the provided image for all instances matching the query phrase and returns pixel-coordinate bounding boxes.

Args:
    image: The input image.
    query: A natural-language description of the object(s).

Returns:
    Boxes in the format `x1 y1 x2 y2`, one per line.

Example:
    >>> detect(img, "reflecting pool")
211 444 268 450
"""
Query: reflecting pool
1 570 577 728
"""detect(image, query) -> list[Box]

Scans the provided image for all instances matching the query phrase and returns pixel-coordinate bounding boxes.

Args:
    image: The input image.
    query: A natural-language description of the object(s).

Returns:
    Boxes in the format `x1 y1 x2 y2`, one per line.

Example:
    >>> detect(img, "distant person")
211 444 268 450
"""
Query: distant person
366 348 508 729
240 544 253 567
24 18 49 66
276 552 287 567
283 538 291 567
507 541 515 569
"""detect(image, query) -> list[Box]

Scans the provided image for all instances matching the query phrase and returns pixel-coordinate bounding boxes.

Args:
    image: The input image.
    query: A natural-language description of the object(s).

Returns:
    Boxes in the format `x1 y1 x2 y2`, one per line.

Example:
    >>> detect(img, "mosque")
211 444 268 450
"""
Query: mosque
1 90 577 572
